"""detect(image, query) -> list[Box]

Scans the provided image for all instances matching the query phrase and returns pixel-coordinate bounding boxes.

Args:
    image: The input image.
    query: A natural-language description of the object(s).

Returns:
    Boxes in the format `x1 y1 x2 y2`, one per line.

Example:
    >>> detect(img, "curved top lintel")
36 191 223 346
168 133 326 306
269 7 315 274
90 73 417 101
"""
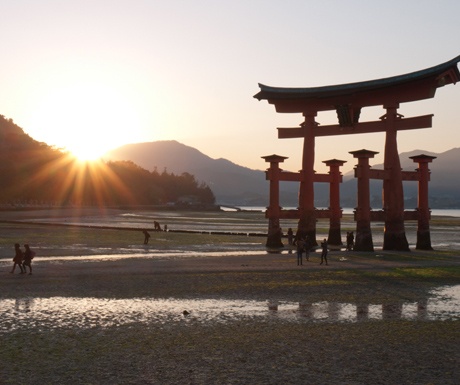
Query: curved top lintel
254 55 460 103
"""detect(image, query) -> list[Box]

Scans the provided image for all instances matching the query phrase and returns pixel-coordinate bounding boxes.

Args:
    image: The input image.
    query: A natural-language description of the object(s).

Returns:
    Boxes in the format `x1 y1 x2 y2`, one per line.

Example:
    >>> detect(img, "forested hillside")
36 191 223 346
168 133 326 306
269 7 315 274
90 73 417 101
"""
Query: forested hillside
0 115 215 207
105 140 460 209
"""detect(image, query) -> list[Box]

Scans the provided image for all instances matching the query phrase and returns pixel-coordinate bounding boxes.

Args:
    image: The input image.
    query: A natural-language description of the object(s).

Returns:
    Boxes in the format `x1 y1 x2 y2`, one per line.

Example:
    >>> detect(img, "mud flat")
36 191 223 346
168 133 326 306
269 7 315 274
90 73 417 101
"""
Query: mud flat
1 211 460 383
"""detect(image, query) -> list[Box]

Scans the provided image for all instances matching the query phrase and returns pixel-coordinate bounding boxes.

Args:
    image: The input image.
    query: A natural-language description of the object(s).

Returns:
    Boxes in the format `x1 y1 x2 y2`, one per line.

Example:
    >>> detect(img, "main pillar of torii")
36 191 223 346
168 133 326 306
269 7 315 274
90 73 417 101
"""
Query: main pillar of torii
254 55 460 251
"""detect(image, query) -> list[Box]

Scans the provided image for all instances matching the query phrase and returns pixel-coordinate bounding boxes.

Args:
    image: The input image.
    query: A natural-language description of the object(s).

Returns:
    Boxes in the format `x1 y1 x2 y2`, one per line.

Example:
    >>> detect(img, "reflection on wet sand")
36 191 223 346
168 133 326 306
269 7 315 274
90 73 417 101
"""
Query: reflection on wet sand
265 291 460 322
356 303 369 320
417 298 428 319
270 301 425 321
2 286 458 332
15 298 34 313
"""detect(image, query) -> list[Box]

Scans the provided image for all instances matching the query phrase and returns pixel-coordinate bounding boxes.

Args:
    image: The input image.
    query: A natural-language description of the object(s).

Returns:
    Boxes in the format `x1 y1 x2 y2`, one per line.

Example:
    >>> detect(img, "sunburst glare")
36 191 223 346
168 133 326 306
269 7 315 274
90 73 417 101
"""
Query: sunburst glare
27 83 142 160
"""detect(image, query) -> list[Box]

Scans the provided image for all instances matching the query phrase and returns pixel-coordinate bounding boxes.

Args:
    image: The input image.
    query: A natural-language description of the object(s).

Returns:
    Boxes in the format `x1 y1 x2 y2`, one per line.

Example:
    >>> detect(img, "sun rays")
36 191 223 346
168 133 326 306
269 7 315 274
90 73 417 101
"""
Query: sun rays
23 154 137 209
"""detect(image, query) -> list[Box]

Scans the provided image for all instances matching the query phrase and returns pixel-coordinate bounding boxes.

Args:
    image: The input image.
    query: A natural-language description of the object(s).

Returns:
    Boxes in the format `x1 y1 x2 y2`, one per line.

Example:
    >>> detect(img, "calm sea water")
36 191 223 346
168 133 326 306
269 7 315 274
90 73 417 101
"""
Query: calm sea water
16 206 460 252
233 206 460 217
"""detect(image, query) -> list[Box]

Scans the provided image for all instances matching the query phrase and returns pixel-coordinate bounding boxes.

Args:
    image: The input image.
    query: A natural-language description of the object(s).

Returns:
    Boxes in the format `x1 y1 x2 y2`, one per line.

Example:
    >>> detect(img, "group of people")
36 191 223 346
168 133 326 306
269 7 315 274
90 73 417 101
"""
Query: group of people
346 231 354 251
142 222 168 244
10 243 34 275
289 230 329 267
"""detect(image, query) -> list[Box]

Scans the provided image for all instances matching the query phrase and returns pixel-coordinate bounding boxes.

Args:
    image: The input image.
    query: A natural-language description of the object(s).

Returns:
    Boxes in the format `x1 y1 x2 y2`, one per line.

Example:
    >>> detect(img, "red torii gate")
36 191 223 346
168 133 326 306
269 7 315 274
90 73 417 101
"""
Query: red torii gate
255 55 460 250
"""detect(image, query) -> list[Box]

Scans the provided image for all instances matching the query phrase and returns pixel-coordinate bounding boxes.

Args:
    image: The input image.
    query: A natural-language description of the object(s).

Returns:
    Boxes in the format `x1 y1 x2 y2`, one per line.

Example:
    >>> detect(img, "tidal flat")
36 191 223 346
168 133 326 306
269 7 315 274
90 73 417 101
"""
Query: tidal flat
1 209 460 384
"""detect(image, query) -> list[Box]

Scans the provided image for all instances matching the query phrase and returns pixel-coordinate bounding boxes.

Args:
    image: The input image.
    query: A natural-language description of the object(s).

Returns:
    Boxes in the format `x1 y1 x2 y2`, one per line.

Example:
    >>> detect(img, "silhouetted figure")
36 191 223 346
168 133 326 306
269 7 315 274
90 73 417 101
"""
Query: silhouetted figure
142 230 151 245
346 232 354 251
296 238 305 266
164 224 168 232
304 235 311 262
320 239 328 265
22 244 34 275
10 243 24 274
154 221 161 231
294 229 306 246
287 228 293 245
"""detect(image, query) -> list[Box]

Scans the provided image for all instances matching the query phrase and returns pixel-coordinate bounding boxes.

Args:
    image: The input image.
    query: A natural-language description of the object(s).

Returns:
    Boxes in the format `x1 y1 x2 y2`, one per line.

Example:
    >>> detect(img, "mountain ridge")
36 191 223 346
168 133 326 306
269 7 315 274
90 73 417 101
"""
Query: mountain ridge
103 140 460 208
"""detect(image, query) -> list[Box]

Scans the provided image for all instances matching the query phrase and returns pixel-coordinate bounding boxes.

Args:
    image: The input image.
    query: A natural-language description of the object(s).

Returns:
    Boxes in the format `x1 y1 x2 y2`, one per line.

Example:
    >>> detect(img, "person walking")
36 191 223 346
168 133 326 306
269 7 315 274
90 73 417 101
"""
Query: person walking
142 230 151 245
346 232 354 251
23 244 33 275
320 238 328 265
10 243 25 274
287 228 293 246
296 237 305 266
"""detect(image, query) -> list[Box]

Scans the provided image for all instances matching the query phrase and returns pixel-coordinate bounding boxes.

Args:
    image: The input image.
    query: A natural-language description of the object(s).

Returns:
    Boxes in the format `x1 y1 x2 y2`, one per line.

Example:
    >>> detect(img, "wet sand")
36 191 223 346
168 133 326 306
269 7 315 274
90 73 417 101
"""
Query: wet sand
2 210 460 384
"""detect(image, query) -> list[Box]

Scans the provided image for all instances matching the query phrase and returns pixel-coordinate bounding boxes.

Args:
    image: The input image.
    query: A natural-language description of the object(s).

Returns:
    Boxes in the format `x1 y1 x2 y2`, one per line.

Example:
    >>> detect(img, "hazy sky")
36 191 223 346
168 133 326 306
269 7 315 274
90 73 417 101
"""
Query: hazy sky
1 0 460 173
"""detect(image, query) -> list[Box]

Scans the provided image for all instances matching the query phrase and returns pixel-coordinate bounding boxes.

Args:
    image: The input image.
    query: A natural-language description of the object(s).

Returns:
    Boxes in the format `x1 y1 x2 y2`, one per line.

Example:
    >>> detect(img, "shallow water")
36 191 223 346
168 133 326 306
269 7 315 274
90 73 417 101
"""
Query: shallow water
1 285 459 332
0 250 269 264
15 209 460 252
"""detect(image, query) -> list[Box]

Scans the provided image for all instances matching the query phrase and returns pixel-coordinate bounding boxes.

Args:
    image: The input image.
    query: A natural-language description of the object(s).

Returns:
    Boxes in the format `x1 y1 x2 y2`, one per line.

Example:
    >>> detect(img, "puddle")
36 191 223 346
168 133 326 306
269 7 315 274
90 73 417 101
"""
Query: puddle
0 250 269 263
1 286 459 332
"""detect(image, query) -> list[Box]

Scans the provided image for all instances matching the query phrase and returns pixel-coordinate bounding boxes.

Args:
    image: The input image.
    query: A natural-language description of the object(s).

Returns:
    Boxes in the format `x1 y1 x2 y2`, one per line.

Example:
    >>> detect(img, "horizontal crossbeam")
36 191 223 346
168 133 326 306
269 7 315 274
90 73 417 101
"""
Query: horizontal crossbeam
278 114 433 139
353 210 421 222
265 208 338 220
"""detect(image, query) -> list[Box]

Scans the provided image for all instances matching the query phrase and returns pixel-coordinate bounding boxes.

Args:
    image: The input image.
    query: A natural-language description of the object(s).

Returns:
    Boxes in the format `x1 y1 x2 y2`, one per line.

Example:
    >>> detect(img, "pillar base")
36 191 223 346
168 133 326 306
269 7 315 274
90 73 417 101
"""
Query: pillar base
354 225 374 251
266 234 284 248
267 216 283 248
416 230 433 250
327 227 343 246
298 212 318 247
383 232 410 251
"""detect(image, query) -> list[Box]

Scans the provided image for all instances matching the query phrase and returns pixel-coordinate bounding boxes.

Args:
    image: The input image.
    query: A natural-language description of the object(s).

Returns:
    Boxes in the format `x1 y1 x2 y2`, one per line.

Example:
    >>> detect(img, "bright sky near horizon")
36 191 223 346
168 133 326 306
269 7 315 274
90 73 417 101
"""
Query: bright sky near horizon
1 0 460 172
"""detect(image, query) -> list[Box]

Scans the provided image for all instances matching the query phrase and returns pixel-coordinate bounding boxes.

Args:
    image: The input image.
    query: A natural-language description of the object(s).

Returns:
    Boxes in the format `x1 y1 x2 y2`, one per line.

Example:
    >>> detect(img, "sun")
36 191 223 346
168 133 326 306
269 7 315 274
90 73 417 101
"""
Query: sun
27 83 141 160
71 145 105 162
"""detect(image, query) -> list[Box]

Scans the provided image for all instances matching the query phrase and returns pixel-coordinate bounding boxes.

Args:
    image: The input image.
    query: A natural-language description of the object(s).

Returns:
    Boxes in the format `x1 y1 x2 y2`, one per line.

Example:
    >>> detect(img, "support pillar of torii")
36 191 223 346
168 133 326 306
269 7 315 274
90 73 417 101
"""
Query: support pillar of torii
410 154 437 250
323 158 346 245
262 154 287 248
298 113 317 243
350 149 377 252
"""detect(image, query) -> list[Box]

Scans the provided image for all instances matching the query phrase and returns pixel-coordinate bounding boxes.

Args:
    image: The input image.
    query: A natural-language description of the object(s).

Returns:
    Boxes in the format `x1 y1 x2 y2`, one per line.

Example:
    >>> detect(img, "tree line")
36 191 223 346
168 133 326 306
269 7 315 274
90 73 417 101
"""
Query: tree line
0 115 215 206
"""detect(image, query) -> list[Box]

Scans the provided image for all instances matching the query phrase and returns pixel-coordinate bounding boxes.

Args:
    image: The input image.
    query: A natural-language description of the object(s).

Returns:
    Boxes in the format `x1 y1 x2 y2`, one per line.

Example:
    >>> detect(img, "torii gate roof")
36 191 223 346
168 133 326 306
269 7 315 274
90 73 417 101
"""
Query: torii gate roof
254 55 460 113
